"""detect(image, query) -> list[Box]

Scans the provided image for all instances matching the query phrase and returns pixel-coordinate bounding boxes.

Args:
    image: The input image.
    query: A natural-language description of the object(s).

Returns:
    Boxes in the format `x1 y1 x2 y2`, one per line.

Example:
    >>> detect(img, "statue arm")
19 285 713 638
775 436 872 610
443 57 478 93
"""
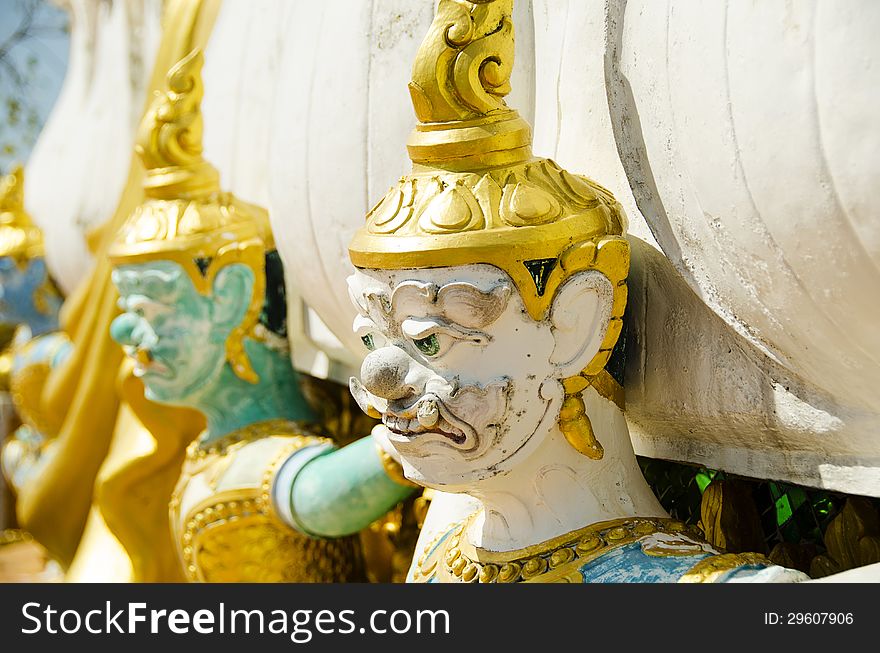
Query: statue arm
272 435 417 538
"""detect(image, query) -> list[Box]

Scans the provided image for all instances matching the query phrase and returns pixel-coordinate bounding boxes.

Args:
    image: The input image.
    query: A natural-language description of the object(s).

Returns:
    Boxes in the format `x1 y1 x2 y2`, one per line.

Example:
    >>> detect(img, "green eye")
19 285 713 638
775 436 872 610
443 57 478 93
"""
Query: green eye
361 333 376 350
414 333 440 357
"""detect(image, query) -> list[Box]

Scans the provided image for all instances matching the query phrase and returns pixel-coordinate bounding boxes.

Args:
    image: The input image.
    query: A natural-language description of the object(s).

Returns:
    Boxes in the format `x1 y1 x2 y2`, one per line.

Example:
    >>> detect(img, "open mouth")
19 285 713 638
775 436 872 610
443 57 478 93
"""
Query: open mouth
127 348 172 378
382 412 467 445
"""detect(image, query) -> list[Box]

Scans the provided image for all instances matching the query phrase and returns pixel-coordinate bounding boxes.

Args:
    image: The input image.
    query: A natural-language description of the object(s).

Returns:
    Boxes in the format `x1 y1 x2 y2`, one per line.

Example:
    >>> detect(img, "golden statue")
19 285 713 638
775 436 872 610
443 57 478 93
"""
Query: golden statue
10 0 220 581
0 166 68 464
0 165 66 579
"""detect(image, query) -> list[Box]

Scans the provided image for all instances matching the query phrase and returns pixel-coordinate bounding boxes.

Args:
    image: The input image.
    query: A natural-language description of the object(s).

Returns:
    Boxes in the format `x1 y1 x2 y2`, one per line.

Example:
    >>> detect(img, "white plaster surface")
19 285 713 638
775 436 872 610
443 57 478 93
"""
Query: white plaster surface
25 0 162 293
613 1 880 494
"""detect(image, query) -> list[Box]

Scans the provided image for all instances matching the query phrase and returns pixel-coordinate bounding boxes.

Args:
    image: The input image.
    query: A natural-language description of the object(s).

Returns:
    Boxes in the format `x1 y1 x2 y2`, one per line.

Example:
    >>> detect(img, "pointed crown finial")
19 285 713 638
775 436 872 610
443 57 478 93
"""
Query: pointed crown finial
406 0 532 170
135 48 220 199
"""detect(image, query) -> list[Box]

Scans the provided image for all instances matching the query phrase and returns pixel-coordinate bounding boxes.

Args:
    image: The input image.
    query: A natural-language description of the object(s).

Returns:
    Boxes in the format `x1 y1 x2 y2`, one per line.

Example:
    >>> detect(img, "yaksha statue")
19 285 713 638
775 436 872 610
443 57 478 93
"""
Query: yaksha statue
108 50 415 582
347 0 808 583
0 166 69 494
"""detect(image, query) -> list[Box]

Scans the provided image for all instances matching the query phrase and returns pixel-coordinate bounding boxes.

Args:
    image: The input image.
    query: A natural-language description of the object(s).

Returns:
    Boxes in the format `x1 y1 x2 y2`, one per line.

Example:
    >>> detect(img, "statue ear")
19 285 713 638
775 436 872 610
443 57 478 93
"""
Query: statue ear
548 270 613 378
210 263 255 333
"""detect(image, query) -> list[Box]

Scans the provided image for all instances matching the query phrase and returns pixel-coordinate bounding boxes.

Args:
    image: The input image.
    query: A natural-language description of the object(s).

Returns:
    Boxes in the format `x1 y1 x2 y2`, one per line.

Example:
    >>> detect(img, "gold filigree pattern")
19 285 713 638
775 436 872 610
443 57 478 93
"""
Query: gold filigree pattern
170 420 365 583
135 48 219 198
406 0 530 171
412 516 704 583
0 529 33 546
410 0 514 122
353 158 626 325
180 493 364 583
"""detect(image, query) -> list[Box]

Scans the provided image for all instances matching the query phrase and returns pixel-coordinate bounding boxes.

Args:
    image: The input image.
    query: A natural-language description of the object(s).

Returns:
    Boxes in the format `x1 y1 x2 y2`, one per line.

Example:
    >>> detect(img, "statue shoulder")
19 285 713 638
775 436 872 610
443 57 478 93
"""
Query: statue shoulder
179 419 330 494
170 420 362 583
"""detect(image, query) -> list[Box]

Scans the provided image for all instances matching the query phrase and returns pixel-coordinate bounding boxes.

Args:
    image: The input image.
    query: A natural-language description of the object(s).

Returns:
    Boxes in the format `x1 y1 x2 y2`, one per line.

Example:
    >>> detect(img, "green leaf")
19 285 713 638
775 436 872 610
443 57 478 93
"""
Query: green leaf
775 494 793 526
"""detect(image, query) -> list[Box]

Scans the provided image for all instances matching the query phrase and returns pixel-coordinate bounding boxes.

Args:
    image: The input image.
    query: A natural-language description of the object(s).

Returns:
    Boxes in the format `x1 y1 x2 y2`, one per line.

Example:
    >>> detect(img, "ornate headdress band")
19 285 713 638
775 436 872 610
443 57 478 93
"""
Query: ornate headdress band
0 166 44 261
108 49 273 384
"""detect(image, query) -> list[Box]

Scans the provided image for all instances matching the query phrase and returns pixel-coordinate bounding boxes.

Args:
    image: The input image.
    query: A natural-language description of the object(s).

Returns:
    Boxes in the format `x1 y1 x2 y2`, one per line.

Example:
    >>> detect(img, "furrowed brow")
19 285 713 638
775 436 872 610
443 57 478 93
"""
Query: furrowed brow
390 280 510 328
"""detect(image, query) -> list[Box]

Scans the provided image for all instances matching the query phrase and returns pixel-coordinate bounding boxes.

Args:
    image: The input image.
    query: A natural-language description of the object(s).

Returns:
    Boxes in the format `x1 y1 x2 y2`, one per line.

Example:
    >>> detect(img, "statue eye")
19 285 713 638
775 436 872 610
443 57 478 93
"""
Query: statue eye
361 333 376 350
413 333 440 357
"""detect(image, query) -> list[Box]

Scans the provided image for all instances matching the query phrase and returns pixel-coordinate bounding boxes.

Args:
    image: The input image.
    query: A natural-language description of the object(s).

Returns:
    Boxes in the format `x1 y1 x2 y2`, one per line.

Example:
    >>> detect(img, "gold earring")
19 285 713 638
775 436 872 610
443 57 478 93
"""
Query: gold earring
558 377 604 460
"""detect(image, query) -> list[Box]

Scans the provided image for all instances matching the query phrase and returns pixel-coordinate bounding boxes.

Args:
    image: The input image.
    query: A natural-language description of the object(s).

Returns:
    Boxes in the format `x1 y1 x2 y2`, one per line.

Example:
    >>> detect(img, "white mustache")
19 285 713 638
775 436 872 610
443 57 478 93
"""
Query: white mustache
349 374 509 450
350 376 385 418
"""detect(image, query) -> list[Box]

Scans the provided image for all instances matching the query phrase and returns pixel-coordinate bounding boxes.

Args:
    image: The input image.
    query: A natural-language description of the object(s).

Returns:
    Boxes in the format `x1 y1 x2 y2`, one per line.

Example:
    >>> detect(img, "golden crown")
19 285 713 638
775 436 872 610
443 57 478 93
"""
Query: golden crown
349 0 627 317
348 0 631 458
107 49 273 384
0 165 44 261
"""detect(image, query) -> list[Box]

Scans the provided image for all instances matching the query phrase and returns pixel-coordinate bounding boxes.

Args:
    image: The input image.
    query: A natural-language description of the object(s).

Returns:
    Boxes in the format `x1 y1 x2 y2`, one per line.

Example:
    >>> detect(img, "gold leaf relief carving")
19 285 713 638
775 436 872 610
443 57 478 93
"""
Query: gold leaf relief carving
411 0 515 123
471 174 503 228
500 181 562 226
418 183 484 234
451 11 514 115
558 168 600 206
368 188 404 232
137 49 207 172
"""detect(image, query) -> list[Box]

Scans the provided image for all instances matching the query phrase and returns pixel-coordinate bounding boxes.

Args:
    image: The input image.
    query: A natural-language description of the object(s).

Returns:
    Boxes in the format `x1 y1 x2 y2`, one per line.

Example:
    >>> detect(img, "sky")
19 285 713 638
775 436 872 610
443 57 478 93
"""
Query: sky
0 0 70 174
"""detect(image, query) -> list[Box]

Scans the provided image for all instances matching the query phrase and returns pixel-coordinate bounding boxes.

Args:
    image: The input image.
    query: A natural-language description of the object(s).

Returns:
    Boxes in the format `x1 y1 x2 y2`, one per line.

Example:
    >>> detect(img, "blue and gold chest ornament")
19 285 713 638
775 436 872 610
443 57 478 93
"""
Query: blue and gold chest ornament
348 0 628 459
412 515 775 583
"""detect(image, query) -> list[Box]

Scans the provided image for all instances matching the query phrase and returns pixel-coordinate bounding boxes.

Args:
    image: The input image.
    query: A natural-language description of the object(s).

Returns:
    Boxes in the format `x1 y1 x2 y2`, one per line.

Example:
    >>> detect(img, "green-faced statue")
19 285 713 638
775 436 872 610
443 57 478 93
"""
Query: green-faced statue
108 49 414 582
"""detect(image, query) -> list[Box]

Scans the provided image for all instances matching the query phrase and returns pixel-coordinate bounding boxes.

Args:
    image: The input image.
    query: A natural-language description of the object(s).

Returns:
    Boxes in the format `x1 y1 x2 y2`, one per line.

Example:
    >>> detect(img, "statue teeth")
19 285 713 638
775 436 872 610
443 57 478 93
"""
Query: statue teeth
417 400 440 427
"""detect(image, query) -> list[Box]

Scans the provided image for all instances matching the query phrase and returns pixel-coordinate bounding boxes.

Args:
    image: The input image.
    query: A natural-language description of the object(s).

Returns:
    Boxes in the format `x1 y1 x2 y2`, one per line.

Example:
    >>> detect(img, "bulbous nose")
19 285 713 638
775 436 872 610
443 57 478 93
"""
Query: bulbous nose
360 345 423 401
110 312 140 347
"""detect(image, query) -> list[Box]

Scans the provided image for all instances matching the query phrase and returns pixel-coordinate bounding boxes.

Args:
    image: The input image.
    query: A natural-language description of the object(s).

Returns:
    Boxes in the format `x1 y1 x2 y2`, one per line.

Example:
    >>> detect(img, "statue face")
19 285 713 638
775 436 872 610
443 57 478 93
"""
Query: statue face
110 260 252 405
347 264 563 489
0 256 51 327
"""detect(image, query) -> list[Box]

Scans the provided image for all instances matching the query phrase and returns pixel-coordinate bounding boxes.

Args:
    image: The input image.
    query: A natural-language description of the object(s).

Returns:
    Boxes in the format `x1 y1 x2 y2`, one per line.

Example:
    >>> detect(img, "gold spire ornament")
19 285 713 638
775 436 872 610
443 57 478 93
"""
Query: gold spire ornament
107 49 272 384
0 165 44 262
349 0 629 459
